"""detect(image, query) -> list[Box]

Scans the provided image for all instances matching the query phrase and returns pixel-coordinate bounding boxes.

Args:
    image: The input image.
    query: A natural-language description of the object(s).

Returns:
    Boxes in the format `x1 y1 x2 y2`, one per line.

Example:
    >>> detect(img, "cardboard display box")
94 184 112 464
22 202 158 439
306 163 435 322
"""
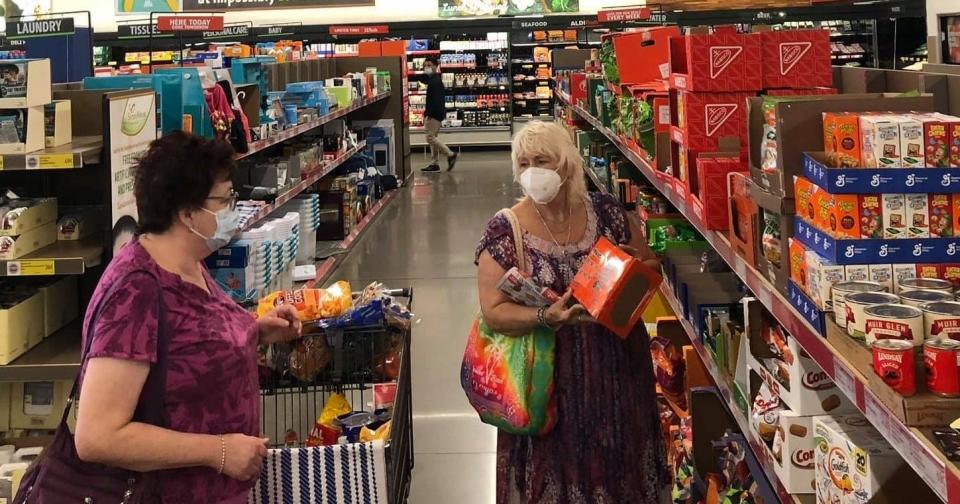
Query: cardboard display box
671 88 752 153
691 152 745 230
9 380 71 430
0 59 52 108
0 197 56 236
0 105 45 154
825 320 960 427
655 316 713 415
759 29 832 90
748 93 935 198
0 222 56 260
814 415 938 504
43 99 71 148
0 291 44 365
668 26 762 92
728 172 759 268
745 298 855 416
750 183 796 295
31 276 78 338
608 26 681 86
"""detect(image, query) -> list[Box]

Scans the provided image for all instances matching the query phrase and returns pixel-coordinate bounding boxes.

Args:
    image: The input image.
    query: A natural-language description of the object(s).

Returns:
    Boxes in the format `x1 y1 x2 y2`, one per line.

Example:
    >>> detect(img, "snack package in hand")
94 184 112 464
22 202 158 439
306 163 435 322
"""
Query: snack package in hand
257 281 353 321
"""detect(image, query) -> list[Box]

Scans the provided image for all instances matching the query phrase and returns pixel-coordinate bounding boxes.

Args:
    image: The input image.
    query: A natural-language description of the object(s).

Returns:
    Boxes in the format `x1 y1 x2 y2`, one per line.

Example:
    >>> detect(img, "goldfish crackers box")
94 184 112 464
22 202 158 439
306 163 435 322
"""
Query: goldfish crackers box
814 415 905 504
571 237 662 339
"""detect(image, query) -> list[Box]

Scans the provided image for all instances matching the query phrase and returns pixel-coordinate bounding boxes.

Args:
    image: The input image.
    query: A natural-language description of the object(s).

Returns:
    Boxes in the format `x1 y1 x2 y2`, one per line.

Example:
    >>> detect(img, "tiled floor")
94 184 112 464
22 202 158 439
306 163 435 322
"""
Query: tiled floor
332 150 517 503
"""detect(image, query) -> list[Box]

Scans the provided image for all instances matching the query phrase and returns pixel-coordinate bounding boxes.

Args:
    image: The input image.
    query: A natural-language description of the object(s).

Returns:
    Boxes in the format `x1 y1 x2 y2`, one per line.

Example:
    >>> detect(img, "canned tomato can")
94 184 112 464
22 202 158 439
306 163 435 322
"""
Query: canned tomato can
923 338 960 397
845 292 901 341
898 277 954 294
872 339 916 397
863 303 924 346
899 289 954 309
833 281 886 329
922 301 960 341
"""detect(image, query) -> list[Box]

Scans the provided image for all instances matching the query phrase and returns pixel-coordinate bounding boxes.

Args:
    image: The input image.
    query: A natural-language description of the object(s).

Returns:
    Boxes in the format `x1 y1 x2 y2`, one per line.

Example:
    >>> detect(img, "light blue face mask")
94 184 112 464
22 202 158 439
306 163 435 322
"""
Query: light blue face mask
191 207 242 252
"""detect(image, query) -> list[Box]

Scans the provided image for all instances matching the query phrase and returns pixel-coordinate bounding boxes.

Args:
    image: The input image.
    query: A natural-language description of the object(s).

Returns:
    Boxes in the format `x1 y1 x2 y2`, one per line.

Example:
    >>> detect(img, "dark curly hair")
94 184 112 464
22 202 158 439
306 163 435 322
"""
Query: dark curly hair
133 131 235 234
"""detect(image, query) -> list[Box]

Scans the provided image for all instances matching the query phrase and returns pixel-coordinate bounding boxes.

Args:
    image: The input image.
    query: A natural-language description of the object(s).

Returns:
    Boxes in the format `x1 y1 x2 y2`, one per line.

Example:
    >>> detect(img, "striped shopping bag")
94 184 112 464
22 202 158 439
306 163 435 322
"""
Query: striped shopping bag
249 441 388 504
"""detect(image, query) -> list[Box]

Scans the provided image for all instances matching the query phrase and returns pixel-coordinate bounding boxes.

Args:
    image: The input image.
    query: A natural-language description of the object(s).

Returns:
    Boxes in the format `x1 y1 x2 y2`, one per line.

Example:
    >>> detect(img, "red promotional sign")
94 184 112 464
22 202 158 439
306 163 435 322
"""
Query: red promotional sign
597 7 651 23
157 16 224 32
329 25 389 36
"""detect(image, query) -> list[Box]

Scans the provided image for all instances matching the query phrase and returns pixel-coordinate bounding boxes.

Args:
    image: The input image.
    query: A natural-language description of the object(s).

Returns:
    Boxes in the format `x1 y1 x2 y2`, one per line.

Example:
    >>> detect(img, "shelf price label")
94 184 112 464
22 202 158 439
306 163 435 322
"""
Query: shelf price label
833 358 860 408
6 259 55 276
26 154 75 169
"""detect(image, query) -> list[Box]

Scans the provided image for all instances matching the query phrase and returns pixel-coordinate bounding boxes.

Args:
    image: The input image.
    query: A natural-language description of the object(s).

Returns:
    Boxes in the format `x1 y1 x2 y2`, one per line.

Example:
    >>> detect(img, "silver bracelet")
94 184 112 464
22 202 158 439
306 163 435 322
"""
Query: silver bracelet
217 435 226 475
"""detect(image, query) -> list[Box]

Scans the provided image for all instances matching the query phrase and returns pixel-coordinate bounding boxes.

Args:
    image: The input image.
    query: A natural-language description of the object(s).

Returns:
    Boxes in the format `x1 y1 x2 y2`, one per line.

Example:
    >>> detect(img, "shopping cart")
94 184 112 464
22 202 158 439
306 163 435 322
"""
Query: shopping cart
258 288 414 504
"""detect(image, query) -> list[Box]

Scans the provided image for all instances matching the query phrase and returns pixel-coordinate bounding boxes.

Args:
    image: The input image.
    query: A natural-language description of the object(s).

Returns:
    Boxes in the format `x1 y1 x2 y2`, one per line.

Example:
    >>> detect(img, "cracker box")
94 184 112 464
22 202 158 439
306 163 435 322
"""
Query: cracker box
814 415 907 504
823 112 861 164
571 237 663 339
905 193 930 238
917 263 941 279
750 395 819 494
805 251 845 310
869 264 894 292
893 264 918 294
899 116 925 168
922 115 952 168
882 194 907 239
930 194 953 238
860 115 902 168
759 29 831 90
845 264 869 283
859 195 883 239
674 89 753 152
668 26 762 92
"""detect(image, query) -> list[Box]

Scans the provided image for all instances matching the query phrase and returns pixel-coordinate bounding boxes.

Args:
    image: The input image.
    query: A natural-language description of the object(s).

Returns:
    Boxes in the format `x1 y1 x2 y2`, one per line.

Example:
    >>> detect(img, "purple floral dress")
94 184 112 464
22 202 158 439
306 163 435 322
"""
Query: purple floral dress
80 238 259 504
476 193 666 504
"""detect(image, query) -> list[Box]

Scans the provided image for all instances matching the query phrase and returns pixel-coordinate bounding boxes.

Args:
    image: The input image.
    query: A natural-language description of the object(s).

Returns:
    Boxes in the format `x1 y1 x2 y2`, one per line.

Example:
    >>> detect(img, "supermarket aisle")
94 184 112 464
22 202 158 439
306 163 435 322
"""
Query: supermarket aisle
332 150 518 503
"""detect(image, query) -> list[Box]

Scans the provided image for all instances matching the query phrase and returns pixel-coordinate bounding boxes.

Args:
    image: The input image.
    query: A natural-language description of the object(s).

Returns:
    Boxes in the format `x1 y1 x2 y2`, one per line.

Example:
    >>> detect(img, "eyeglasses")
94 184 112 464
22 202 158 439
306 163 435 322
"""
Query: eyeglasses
206 189 239 211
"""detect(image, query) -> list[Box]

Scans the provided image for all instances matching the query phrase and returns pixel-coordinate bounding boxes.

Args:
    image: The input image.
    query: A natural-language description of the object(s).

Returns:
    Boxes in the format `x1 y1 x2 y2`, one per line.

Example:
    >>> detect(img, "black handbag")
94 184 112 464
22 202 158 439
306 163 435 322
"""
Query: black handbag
15 272 169 504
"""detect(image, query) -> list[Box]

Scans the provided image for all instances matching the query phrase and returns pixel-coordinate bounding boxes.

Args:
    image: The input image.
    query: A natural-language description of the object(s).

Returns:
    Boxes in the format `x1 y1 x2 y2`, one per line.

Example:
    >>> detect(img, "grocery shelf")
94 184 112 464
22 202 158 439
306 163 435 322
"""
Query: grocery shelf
0 321 82 382
241 140 367 232
661 283 810 504
513 41 578 47
407 50 440 55
555 89 960 503
236 92 388 161
0 239 103 277
0 136 103 170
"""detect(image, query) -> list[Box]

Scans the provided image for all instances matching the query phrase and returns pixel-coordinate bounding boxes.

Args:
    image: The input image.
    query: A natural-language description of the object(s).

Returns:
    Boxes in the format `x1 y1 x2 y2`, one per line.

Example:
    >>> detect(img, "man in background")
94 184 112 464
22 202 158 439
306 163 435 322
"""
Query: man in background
415 58 458 172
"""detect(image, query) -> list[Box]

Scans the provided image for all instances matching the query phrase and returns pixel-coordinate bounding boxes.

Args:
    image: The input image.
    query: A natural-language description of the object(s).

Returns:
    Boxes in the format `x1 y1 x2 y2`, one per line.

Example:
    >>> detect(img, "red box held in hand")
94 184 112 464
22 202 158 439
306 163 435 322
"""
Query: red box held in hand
571 237 663 339
669 26 762 92
759 29 832 90
673 89 753 152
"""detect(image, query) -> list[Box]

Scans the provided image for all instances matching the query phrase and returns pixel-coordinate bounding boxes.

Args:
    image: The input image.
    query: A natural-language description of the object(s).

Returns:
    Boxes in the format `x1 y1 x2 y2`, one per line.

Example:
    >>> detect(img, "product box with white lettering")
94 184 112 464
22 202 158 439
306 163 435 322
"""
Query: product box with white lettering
746 299 856 415
0 59 51 108
814 415 930 504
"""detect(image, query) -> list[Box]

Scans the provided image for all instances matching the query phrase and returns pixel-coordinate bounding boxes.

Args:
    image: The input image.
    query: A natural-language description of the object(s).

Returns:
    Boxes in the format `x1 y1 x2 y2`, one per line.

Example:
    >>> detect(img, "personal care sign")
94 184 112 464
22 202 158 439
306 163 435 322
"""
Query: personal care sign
108 91 157 254
8 18 74 40
203 25 251 40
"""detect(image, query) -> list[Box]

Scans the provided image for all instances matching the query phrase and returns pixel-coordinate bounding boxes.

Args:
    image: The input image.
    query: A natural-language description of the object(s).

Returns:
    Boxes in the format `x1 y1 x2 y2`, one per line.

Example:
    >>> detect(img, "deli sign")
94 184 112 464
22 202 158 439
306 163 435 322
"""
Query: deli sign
157 15 224 32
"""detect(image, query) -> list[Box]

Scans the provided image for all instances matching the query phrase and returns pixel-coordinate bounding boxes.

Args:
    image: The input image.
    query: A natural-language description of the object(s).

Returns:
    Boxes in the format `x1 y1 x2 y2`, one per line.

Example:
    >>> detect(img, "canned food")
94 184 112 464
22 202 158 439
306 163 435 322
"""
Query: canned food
832 281 886 328
898 277 954 294
845 292 901 341
924 338 960 397
899 289 954 309
863 303 924 346
922 301 960 341
872 339 916 396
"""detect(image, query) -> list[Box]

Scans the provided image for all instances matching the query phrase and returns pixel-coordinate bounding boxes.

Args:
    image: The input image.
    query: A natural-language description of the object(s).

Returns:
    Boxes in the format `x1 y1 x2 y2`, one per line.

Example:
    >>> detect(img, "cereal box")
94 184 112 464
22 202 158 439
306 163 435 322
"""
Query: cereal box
869 264 894 291
845 264 869 283
930 194 953 238
794 176 818 224
943 114 960 168
882 194 907 239
899 116 924 168
815 191 859 239
814 416 906 504
906 193 930 238
789 238 808 289
859 195 882 239
922 115 952 168
860 115 902 168
953 194 960 237
942 264 960 289
917 264 941 279
893 264 917 294
823 112 861 164
805 250 845 310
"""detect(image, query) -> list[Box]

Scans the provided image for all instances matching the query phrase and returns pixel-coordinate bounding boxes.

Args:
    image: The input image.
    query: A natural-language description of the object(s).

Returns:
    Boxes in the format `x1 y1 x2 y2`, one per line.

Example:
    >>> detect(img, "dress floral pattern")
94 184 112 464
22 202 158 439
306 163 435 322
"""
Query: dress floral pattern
80 238 259 504
476 193 666 504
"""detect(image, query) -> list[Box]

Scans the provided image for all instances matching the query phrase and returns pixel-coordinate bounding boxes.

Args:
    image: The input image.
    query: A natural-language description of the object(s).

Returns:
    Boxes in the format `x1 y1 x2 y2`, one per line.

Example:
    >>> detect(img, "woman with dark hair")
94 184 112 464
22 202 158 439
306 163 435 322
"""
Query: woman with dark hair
72 132 302 503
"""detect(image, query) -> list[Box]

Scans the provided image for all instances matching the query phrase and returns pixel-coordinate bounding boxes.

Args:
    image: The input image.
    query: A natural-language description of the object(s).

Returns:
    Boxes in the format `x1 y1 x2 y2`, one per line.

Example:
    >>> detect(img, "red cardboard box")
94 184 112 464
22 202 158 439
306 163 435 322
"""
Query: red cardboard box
609 26 682 86
693 155 746 230
571 237 663 339
728 172 759 267
570 72 588 107
759 29 832 89
669 26 762 92
765 87 837 96
672 89 752 152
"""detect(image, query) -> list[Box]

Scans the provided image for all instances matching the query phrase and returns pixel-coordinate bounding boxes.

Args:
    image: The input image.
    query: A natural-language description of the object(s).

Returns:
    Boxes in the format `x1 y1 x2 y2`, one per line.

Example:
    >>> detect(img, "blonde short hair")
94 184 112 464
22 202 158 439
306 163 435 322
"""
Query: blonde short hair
511 120 588 203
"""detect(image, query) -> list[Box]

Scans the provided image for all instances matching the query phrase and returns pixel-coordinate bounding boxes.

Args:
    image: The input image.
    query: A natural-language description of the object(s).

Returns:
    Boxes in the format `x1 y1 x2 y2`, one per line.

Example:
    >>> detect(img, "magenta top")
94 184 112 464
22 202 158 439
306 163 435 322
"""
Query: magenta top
81 238 259 504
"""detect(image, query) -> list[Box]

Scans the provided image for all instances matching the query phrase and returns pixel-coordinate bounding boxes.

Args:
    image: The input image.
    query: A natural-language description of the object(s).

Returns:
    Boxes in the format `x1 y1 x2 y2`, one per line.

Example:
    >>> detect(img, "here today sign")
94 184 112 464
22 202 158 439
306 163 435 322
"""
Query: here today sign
157 15 225 32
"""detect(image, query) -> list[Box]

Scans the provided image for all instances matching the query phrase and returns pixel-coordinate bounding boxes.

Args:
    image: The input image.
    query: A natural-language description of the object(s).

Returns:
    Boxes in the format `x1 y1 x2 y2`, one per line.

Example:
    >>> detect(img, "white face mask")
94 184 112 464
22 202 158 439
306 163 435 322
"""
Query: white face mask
519 167 565 204
424 66 435 75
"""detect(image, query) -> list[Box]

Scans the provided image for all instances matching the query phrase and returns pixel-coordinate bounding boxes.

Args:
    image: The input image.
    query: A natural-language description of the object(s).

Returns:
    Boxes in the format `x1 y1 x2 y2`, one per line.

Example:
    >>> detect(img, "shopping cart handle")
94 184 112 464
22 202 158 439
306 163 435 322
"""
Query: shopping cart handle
383 288 413 298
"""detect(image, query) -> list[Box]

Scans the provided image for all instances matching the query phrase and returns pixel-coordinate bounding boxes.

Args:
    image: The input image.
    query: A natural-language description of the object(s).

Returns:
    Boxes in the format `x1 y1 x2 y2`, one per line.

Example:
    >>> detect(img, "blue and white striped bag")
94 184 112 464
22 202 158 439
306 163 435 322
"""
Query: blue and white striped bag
249 441 388 504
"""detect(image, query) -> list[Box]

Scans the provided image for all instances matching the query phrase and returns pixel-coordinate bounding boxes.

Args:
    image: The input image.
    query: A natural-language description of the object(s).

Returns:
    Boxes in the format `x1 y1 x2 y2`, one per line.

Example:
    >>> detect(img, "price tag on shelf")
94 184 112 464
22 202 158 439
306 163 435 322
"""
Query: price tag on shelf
864 392 947 499
0 156 5 170
833 358 859 408
734 255 747 279
36 154 75 169
5 260 54 276
755 282 773 308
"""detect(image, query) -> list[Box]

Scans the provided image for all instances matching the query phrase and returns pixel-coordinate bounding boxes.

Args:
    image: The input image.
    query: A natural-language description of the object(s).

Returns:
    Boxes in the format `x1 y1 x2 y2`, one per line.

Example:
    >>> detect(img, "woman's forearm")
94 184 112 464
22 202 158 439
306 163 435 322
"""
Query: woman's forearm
76 421 219 473
482 301 541 336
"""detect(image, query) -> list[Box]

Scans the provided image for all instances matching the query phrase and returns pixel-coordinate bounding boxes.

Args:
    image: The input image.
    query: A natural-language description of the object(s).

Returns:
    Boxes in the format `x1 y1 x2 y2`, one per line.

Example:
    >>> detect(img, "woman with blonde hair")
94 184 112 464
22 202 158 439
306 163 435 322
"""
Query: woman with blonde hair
475 121 666 503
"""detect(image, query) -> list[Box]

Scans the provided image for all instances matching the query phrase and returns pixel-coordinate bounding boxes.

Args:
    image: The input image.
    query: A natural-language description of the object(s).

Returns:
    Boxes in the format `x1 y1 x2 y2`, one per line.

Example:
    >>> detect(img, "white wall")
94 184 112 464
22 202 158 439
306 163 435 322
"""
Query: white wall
53 0 643 33
926 0 960 63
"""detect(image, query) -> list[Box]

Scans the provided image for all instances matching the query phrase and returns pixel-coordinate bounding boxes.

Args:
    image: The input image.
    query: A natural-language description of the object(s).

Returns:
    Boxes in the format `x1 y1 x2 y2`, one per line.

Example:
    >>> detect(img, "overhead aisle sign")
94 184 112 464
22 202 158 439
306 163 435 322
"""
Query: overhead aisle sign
181 0 373 9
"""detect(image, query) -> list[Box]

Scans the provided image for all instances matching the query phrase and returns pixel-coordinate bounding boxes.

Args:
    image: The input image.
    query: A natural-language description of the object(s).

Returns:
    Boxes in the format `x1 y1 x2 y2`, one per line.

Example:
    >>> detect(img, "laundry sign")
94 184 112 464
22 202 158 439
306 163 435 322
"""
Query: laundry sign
8 18 75 40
